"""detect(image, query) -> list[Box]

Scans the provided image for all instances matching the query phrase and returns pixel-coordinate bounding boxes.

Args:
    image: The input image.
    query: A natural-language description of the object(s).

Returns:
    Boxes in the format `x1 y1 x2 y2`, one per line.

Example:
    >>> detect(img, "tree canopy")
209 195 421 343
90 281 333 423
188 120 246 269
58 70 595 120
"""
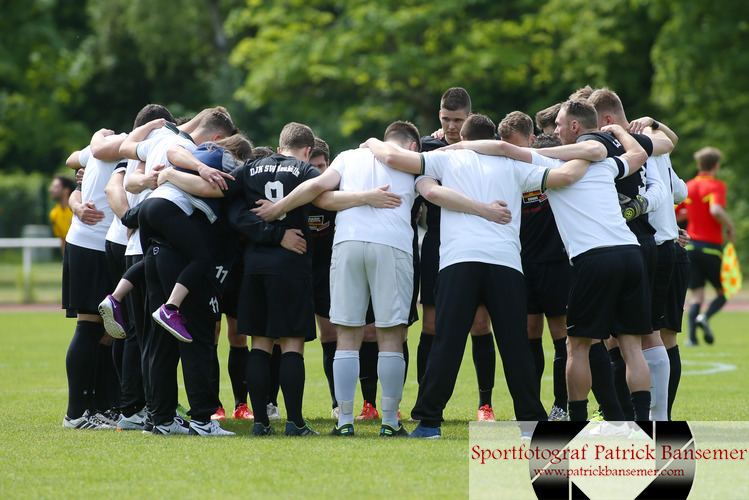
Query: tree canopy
1 0 746 261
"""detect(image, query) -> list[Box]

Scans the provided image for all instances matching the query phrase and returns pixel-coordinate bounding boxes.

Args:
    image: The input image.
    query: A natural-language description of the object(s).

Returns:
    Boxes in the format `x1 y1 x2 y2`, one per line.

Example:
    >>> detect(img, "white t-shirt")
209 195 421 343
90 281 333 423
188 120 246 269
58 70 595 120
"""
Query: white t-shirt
647 154 682 244
105 163 129 246
66 137 125 252
331 147 417 255
530 152 639 260
147 141 198 215
125 127 194 255
420 149 548 273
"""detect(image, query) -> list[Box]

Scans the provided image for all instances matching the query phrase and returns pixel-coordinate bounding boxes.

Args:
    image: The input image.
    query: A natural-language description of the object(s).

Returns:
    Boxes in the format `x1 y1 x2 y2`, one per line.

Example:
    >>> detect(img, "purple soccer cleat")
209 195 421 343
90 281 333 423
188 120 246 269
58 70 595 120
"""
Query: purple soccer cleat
152 304 192 342
99 295 127 339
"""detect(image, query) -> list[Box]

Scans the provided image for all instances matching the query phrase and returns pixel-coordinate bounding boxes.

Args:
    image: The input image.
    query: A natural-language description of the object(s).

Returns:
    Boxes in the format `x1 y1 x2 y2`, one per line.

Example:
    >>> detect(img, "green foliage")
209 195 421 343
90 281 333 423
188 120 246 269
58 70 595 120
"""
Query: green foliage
0 172 49 238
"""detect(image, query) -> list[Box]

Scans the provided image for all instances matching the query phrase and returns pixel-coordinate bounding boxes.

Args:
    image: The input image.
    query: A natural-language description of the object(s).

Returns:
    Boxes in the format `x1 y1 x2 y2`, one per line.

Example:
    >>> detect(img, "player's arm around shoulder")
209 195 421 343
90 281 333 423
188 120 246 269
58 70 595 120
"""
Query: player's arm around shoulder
361 138 422 174
601 124 647 176
416 177 511 224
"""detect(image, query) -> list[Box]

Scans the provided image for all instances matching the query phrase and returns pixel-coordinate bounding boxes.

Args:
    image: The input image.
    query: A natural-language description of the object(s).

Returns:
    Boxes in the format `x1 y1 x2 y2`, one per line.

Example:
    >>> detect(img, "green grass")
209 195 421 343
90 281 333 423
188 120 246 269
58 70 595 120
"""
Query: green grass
0 310 747 498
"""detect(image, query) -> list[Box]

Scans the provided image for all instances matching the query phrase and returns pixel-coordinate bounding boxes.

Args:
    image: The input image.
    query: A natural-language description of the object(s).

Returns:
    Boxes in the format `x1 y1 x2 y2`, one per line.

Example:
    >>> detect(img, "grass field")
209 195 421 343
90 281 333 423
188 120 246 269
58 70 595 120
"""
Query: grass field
0 308 747 499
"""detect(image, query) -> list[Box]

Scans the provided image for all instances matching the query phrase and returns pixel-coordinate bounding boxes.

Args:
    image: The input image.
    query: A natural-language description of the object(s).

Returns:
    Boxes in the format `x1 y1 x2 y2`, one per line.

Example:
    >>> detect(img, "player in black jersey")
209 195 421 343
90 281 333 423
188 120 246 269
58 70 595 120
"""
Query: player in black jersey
499 110 572 422
418 87 497 422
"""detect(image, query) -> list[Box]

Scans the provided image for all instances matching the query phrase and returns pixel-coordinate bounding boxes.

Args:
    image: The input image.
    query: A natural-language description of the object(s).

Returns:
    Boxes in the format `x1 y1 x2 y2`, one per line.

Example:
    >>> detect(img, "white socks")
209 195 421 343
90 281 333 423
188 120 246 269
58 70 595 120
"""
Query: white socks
643 346 670 421
378 352 405 428
333 350 359 426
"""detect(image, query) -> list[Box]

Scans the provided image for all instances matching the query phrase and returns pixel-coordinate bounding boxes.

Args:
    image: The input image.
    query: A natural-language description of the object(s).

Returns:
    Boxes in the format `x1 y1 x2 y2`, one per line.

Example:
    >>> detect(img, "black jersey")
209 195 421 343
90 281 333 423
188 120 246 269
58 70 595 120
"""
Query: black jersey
225 153 320 277
308 205 336 266
577 131 656 238
520 188 567 263
419 135 448 232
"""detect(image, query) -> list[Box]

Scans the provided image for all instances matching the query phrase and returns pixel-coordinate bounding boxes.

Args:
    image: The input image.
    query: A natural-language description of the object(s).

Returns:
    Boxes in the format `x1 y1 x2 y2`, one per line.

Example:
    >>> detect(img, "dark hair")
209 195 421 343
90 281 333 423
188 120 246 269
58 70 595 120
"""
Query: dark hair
384 121 421 152
561 99 598 131
54 174 76 193
133 104 175 128
440 87 471 113
530 132 562 149
694 147 722 171
310 138 330 164
200 109 236 138
279 122 315 151
535 103 561 131
497 111 534 140
460 114 496 141
251 146 275 160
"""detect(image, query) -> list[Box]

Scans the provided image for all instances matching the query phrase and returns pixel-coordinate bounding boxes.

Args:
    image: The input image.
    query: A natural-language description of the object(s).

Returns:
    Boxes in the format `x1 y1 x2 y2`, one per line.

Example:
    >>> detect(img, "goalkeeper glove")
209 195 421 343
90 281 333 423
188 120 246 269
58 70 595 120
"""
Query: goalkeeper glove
621 194 648 221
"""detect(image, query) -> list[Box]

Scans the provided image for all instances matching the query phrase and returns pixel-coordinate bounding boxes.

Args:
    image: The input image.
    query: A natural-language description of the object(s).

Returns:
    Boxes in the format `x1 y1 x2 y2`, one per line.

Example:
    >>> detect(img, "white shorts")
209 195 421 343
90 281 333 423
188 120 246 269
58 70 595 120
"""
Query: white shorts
329 241 413 328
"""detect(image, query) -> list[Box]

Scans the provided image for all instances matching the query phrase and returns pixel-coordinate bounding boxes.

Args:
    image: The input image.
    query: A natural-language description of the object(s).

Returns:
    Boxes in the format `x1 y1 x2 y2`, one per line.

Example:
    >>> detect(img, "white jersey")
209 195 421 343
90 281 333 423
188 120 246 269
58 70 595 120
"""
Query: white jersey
530 152 639 260
66 138 125 252
148 140 198 215
331 147 417 255
420 149 547 273
647 154 684 245
105 163 129 246
125 126 194 255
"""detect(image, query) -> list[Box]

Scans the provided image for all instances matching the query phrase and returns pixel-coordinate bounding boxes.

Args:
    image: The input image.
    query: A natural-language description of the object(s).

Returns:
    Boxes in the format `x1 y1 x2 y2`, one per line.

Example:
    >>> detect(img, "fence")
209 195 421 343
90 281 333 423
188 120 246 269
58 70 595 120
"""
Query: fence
0 238 63 303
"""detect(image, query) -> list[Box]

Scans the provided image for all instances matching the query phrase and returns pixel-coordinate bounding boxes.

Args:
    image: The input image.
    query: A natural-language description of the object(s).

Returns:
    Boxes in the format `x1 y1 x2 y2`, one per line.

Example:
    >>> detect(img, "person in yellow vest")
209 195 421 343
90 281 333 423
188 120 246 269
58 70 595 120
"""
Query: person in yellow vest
49 174 77 250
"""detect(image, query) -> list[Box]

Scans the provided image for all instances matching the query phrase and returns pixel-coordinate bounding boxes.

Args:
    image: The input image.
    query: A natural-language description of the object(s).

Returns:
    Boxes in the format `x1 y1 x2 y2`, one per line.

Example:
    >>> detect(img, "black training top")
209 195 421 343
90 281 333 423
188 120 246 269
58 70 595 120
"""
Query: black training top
419 135 448 233
224 153 320 276
520 186 567 263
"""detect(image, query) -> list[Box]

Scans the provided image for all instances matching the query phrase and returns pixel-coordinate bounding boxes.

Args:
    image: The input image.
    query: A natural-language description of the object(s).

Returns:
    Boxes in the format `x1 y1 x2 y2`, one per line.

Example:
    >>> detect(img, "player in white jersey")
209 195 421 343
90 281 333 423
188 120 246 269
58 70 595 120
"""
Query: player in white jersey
362 114 599 437
446 115 652 422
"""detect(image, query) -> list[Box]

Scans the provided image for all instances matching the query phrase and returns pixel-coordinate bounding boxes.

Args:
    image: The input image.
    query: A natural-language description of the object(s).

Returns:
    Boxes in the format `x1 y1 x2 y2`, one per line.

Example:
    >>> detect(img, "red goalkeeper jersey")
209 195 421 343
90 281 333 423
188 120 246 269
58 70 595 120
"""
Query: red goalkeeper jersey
679 174 726 245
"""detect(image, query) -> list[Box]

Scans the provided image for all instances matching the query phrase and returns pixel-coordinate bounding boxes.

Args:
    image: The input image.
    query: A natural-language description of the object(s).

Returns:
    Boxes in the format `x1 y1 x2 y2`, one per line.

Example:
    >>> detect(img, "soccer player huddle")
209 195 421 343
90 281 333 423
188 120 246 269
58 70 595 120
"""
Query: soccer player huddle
60 85 734 439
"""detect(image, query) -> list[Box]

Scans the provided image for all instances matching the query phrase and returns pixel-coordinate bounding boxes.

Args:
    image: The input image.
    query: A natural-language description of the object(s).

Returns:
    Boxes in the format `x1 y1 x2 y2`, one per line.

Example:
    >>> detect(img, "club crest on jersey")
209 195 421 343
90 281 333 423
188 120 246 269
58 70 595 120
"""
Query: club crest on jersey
153 246 159 255
308 215 330 232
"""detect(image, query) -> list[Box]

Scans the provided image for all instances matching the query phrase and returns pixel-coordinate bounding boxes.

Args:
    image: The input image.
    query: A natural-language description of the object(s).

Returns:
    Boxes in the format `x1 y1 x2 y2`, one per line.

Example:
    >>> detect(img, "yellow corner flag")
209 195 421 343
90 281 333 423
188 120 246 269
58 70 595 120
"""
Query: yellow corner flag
721 243 742 299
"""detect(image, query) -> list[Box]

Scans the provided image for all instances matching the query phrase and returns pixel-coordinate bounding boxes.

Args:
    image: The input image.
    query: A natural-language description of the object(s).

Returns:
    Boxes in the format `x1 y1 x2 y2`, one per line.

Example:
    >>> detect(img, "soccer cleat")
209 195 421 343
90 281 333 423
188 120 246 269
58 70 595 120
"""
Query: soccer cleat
380 423 409 437
477 404 495 421
99 295 127 339
588 421 631 437
152 304 192 342
355 401 379 420
63 410 115 430
232 403 254 420
409 423 441 439
548 405 570 422
331 407 339 420
117 412 147 431
252 422 276 436
285 421 319 436
590 409 604 422
96 409 120 428
152 419 190 435
211 406 226 420
330 423 355 437
142 413 154 434
189 419 236 436
267 403 281 420
696 314 715 344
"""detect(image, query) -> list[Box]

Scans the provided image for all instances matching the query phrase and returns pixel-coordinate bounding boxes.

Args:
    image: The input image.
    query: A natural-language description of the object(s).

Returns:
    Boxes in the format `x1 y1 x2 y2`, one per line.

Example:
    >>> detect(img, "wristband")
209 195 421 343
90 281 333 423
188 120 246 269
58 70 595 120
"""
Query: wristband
651 120 660 130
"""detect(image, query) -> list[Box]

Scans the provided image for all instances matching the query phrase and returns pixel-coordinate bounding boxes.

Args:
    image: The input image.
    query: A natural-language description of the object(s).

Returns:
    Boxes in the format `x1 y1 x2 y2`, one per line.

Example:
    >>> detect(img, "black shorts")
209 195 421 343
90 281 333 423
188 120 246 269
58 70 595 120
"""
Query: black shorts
312 261 331 318
566 245 651 339
238 273 316 341
663 245 690 333
638 234 658 295
651 241 675 331
523 259 571 317
687 240 723 292
219 254 242 319
62 242 112 317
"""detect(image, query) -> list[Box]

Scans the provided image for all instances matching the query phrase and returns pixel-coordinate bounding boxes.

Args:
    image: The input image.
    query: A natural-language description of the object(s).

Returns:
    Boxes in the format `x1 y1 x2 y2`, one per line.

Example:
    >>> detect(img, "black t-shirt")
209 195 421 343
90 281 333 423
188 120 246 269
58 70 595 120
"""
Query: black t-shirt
224 153 320 277
577 131 656 238
520 188 567 263
419 135 448 232
308 205 336 266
